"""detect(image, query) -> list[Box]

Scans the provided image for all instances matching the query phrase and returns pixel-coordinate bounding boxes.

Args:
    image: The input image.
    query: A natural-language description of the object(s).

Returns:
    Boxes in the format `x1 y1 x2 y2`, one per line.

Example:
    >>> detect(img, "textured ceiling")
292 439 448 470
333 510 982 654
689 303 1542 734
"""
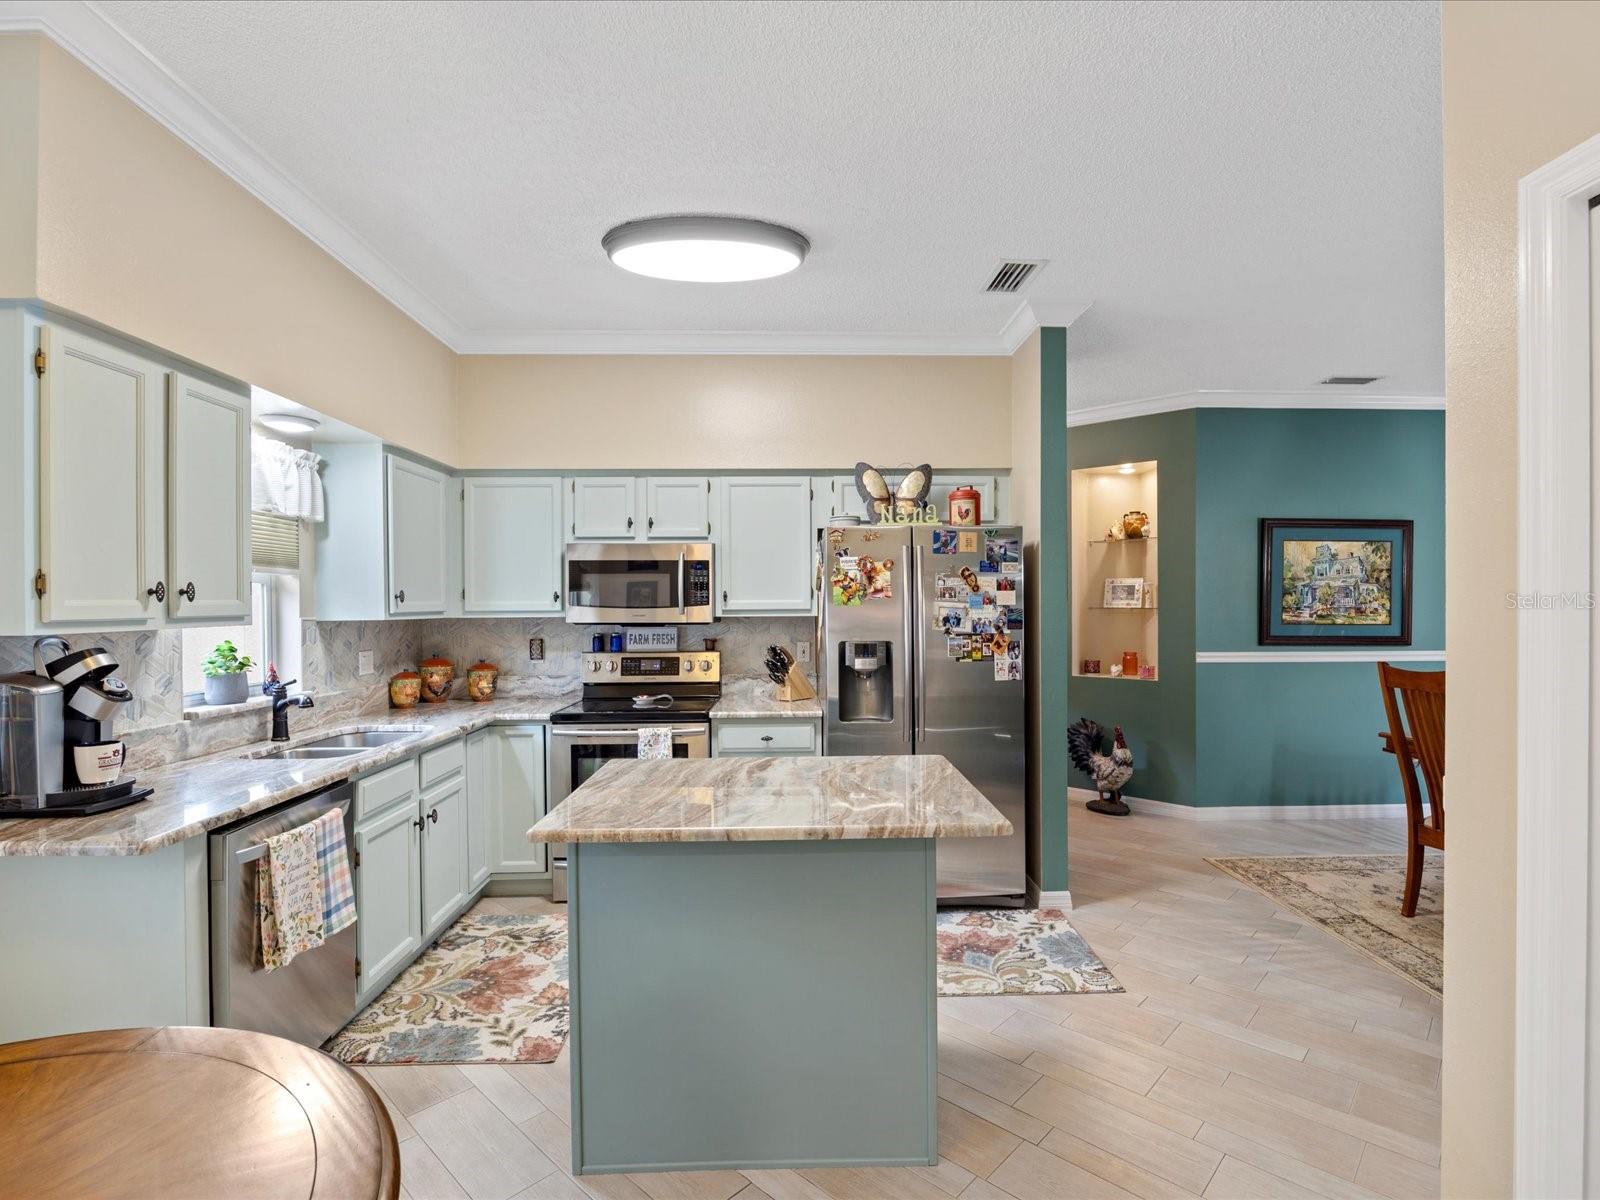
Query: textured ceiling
89 0 1444 407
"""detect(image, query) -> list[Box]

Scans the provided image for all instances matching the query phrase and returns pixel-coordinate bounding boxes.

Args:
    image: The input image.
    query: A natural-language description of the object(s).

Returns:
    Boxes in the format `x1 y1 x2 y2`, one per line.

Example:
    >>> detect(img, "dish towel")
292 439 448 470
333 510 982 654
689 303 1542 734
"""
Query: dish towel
314 810 357 937
637 727 674 760
256 818 326 970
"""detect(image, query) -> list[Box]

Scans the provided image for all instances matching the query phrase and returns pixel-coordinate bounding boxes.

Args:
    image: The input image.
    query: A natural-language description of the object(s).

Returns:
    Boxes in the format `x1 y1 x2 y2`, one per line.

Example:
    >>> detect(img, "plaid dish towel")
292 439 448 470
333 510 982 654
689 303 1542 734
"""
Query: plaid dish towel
637 726 674 760
314 809 356 937
256 818 325 970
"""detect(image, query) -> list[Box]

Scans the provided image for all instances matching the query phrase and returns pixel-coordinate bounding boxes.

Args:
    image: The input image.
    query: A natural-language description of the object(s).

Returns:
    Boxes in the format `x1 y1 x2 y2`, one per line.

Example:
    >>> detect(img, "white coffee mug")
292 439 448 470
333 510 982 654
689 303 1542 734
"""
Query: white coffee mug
73 740 124 786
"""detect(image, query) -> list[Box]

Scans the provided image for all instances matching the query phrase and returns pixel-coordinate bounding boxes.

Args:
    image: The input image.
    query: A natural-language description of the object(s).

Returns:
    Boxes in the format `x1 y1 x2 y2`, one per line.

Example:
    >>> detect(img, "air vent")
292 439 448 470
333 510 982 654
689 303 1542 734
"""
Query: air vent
1319 375 1382 386
985 260 1044 293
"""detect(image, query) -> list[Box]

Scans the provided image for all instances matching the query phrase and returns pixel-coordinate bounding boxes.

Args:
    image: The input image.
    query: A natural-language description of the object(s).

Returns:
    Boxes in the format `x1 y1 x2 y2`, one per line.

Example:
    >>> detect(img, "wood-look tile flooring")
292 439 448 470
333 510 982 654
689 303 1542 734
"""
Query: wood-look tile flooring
357 811 1440 1200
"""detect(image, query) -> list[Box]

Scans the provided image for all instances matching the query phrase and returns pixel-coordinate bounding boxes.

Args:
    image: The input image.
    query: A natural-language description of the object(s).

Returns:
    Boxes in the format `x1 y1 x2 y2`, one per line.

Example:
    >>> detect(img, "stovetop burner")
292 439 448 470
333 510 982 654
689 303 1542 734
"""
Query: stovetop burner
551 693 717 723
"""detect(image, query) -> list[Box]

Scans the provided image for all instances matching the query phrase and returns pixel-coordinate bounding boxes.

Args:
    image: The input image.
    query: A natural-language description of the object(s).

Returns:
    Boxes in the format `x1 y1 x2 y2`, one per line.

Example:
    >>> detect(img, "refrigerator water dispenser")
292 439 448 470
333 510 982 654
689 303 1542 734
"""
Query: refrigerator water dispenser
837 641 893 722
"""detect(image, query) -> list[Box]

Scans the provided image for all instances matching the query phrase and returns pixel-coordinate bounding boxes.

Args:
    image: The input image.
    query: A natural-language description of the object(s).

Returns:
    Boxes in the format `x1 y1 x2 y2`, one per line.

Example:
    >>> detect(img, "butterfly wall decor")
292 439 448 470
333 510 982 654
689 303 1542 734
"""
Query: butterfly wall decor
854 462 935 523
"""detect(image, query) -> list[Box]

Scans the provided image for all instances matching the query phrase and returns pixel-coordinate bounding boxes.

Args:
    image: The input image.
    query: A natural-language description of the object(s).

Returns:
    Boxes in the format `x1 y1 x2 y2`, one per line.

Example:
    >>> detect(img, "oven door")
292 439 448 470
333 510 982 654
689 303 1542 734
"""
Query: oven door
546 723 711 901
564 542 714 624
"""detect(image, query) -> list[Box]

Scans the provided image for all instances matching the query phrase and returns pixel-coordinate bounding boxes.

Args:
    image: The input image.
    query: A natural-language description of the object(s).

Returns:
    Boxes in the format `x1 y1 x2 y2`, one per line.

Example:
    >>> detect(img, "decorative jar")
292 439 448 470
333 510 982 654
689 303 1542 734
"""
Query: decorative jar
419 656 454 703
1121 650 1141 677
1122 511 1150 539
389 671 421 708
467 661 499 702
947 484 982 526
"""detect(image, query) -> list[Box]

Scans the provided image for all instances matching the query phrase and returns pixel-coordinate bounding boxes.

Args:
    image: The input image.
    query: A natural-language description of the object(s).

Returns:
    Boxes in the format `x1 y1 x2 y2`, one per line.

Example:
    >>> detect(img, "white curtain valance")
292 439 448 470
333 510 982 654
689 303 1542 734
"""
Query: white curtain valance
251 437 325 523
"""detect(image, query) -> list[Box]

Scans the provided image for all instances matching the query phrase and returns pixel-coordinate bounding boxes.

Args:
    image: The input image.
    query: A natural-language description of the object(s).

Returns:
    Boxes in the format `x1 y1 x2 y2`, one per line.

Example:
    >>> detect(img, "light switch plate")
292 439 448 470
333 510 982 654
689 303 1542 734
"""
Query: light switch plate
795 639 812 665
357 650 374 676
529 638 544 661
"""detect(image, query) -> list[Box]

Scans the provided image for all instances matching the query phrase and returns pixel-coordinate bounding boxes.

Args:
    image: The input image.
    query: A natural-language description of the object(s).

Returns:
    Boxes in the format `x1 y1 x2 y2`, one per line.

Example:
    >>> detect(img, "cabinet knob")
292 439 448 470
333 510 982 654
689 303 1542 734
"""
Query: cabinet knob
176 582 195 603
552 590 560 603
394 588 406 605
427 807 439 824
722 590 728 604
146 582 166 603
412 816 424 831
627 516 634 530
647 516 655 530
760 734 774 743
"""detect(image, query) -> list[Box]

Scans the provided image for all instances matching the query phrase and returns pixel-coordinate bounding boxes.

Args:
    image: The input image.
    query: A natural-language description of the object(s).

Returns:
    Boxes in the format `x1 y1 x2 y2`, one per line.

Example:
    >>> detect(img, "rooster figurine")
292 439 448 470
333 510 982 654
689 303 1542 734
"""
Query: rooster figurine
1067 718 1134 816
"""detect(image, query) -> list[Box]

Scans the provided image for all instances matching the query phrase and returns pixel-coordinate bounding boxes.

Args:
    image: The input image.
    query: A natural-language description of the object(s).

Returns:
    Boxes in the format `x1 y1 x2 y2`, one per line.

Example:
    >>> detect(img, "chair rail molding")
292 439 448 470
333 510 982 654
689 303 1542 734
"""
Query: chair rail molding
1513 127 1600 1200
1194 650 1445 665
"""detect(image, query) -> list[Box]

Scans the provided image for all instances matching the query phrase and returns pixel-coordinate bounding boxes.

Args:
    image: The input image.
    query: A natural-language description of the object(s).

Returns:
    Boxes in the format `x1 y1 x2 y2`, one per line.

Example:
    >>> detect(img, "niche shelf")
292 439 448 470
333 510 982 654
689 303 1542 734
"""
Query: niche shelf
1071 460 1159 681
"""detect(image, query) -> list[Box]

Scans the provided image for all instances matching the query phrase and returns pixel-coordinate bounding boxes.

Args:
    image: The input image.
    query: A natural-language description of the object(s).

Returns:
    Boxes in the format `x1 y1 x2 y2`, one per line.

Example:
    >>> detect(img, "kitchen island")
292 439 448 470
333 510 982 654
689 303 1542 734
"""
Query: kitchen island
527 754 1010 1175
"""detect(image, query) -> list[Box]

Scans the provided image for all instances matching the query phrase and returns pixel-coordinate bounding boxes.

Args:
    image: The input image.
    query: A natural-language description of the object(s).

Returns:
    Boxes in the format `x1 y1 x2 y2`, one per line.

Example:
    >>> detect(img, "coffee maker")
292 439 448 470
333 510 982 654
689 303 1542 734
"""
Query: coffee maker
0 638 152 817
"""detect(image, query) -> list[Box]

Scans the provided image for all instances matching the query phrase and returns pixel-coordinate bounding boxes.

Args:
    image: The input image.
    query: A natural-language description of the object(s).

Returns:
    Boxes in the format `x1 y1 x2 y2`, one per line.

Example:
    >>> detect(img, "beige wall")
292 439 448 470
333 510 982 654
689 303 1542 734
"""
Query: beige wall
19 37 455 457
0 37 40 300
455 354 1012 470
1441 3 1600 1194
1008 331 1041 883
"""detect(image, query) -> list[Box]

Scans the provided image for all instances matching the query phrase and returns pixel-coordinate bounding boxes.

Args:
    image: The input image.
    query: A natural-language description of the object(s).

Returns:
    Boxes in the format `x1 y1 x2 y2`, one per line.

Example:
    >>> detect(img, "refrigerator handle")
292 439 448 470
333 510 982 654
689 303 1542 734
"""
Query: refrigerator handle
913 543 926 743
902 539 915 745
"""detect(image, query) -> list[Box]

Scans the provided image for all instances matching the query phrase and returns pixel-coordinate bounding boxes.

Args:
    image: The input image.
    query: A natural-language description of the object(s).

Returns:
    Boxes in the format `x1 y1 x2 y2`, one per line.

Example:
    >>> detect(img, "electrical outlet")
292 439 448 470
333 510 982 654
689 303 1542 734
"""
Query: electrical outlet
528 638 544 661
794 639 812 665
357 650 374 676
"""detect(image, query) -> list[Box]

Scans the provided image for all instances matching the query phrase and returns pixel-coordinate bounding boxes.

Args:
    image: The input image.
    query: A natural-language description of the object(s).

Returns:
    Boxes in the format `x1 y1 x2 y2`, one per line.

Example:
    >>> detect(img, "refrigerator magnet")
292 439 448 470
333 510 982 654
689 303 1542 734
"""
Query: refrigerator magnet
1001 561 1022 575
936 604 969 634
932 529 958 554
958 531 980 553
936 575 965 600
947 636 971 658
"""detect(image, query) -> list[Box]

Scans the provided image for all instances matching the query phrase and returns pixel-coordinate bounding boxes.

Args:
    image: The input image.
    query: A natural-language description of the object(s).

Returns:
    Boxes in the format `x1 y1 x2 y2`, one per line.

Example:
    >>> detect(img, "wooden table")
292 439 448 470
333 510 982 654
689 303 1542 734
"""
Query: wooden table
0 1026 400 1199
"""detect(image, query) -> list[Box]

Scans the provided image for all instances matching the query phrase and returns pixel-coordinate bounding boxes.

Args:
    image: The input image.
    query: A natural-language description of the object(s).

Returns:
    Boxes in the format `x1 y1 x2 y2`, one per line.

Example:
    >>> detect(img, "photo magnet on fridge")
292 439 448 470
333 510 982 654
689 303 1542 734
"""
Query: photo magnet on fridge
946 636 971 658
984 535 1021 572
931 528 958 554
958 531 980 554
936 603 970 634
935 574 965 601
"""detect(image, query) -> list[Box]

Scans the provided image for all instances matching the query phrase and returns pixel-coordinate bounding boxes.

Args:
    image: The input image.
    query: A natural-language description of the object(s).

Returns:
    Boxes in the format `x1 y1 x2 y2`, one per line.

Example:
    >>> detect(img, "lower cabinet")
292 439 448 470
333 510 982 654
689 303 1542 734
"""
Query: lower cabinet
465 729 492 891
483 724 548 875
353 793 423 1005
420 772 468 942
712 719 822 757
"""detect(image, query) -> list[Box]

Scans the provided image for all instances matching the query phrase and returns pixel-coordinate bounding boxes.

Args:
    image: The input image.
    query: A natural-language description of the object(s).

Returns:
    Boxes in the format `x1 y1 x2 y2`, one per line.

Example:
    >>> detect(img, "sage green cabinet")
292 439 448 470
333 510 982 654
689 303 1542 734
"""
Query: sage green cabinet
712 719 821 757
645 476 711 538
420 771 468 941
486 724 548 875
716 476 816 616
354 789 422 1006
570 476 637 539
165 372 251 623
463 476 563 613
465 729 492 891
386 454 449 615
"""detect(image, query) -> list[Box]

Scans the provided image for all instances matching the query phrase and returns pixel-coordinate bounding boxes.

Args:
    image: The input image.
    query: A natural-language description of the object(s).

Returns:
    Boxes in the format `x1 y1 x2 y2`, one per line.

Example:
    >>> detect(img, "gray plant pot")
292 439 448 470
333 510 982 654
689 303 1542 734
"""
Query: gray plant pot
204 672 250 706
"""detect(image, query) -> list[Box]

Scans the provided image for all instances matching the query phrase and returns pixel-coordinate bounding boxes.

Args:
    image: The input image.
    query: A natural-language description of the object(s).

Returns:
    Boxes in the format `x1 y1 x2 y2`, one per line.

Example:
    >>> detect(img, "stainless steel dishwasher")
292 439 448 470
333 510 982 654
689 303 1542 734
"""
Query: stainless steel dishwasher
209 779 358 1047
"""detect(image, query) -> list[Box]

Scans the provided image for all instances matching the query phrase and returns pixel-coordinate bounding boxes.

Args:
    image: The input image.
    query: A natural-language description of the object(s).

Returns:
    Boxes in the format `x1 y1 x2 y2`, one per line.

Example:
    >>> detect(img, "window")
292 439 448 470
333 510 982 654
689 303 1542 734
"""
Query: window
181 515 304 703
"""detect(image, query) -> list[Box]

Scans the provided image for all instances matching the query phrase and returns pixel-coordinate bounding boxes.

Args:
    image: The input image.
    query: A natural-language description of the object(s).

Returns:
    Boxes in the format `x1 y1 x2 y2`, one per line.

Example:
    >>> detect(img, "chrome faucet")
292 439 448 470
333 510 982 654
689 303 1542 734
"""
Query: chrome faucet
269 680 315 742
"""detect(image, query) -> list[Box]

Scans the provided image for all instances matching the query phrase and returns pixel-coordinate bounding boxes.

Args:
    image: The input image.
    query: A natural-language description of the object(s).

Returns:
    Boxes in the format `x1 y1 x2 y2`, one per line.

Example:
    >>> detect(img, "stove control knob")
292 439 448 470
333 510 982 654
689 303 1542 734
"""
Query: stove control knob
587 660 600 673
700 658 713 673
684 660 695 672
604 660 618 673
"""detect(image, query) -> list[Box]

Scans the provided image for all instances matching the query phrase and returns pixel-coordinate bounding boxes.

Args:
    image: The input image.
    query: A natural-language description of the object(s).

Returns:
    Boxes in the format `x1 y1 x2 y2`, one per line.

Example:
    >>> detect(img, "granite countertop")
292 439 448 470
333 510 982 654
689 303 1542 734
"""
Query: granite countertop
527 754 1010 844
0 695 580 859
708 678 823 720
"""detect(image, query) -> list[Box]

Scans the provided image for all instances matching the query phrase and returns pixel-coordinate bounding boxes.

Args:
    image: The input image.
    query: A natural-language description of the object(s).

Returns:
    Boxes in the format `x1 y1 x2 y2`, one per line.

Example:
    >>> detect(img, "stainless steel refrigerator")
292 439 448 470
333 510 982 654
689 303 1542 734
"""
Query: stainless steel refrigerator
819 523 1026 905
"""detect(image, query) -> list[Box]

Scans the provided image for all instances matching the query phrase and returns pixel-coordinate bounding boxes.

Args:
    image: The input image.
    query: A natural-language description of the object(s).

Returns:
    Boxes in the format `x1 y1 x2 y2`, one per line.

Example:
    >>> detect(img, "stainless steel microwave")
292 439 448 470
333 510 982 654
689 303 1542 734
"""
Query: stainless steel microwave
564 542 714 624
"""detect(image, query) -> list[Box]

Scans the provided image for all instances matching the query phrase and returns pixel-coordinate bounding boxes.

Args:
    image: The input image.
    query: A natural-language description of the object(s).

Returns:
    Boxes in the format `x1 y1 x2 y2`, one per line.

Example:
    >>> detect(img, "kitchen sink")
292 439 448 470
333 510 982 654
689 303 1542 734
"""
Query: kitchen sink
253 729 419 760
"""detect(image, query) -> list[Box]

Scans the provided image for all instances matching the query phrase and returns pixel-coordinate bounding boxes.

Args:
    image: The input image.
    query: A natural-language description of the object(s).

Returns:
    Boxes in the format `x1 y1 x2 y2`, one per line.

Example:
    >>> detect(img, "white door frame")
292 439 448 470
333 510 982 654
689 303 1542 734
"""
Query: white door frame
1515 132 1600 1199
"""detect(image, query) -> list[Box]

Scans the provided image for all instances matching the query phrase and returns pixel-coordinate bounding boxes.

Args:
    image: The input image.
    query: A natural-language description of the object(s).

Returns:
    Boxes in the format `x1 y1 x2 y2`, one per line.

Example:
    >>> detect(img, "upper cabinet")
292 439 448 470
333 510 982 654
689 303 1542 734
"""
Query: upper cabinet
570 476 637 539
717 476 815 615
386 455 449 615
463 476 563 614
644 477 711 539
166 373 250 622
35 325 166 626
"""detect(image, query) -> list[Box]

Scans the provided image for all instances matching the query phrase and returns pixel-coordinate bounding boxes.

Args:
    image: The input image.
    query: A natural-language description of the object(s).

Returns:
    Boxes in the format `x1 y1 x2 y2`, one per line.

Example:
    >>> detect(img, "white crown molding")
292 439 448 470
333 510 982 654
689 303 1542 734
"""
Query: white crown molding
1066 389 1446 427
0 1 467 348
1069 788 1405 821
454 328 1022 357
1195 649 1444 664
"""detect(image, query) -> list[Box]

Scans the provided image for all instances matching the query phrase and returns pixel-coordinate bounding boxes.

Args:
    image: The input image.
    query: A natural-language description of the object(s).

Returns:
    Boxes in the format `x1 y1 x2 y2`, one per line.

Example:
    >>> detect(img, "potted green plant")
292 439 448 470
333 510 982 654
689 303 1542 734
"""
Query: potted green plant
202 639 254 705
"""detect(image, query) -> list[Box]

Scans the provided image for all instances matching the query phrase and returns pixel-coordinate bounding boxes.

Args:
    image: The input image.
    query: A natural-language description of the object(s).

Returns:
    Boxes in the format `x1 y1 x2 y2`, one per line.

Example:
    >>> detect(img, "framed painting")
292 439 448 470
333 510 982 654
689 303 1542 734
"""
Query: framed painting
1258 518 1413 646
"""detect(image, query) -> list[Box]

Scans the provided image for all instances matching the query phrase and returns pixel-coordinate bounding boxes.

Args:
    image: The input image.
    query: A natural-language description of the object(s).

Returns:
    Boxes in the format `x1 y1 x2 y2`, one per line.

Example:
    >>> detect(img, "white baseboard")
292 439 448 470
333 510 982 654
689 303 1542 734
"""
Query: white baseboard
1036 890 1073 909
1069 787 1404 821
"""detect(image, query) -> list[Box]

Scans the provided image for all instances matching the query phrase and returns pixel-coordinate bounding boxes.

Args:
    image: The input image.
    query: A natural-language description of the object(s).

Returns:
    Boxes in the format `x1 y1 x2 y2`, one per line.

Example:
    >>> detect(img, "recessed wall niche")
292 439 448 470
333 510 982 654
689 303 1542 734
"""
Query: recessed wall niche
1071 459 1158 681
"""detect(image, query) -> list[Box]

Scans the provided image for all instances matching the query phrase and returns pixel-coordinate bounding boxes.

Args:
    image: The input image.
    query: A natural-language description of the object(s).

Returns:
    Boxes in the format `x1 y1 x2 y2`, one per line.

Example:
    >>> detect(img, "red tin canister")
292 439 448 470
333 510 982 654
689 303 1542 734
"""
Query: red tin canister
947 484 982 526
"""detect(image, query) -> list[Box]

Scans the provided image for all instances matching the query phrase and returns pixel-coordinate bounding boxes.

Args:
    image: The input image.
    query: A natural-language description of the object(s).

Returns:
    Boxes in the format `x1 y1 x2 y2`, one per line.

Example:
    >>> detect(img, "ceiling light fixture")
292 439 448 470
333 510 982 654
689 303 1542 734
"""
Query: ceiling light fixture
602 216 809 283
258 412 321 434
1117 463 1136 475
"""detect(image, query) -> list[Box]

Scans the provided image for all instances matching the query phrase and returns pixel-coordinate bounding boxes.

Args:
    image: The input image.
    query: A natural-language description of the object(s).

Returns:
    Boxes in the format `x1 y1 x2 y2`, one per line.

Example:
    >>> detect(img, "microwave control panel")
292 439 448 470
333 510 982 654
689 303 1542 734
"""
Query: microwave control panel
685 560 712 608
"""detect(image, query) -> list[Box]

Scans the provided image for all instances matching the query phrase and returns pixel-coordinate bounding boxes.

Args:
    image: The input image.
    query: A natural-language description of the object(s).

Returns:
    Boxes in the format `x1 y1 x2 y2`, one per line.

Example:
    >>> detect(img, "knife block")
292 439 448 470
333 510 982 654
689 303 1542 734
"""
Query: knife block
774 663 817 703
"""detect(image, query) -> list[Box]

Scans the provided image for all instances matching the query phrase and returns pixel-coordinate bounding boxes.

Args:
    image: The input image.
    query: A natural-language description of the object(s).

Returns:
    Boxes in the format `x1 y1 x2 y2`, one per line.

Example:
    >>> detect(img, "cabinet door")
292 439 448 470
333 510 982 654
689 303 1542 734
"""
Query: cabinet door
829 475 874 523
571 477 637 539
645 477 711 539
386 454 448 614
490 725 547 873
464 476 563 613
36 325 164 625
355 798 422 1001
420 775 468 940
930 475 997 525
718 477 815 615
166 373 250 622
465 729 492 891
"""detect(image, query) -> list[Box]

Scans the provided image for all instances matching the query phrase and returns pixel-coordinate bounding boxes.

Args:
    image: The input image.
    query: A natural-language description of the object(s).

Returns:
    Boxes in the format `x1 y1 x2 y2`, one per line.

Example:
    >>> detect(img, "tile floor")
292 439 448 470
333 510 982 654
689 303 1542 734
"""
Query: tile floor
356 809 1440 1200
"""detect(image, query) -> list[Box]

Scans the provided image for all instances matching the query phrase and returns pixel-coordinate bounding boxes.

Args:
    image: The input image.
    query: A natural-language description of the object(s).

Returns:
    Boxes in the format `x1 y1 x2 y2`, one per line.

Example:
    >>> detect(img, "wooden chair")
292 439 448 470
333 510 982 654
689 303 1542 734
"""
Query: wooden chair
1377 663 1445 918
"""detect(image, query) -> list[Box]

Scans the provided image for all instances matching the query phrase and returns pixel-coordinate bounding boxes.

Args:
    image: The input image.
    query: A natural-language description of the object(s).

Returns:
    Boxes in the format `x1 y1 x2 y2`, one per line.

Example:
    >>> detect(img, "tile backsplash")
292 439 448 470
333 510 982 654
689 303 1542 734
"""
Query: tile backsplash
0 616 816 769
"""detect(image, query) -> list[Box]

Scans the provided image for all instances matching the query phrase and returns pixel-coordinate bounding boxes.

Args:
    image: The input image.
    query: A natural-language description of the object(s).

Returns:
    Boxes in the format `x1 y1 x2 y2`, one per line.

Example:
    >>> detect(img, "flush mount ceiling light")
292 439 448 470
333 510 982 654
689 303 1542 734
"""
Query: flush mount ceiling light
258 412 321 434
1117 463 1137 475
602 216 809 283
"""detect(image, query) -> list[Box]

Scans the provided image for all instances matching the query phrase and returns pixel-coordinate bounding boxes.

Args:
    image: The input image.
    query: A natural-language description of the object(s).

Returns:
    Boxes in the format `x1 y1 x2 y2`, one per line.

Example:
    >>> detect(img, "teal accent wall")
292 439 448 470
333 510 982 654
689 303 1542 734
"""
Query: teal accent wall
1192 408 1445 808
1067 410 1198 807
1038 329 1071 891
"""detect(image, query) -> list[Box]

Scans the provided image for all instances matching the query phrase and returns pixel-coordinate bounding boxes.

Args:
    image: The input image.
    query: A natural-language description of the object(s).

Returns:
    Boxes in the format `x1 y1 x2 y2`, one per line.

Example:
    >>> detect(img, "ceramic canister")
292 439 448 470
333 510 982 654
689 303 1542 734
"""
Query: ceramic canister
947 484 982 526
419 656 454 703
467 661 499 702
389 671 422 708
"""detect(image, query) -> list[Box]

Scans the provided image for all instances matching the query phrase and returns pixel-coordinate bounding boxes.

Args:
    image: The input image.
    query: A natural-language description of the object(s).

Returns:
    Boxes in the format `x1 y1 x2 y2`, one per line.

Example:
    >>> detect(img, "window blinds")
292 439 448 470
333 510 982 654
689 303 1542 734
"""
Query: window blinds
250 512 301 572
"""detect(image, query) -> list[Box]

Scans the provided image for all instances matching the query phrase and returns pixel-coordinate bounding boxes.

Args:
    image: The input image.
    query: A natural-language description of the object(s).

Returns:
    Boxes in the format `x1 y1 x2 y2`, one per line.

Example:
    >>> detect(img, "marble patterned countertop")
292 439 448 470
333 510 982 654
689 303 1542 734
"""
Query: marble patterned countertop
0 695 580 858
527 754 1010 844
707 678 823 720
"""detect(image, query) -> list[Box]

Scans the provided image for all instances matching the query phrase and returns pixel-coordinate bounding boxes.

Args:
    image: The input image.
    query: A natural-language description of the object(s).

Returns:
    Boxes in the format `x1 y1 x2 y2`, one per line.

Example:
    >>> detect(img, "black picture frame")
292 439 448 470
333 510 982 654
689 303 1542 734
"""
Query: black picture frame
1257 518 1414 646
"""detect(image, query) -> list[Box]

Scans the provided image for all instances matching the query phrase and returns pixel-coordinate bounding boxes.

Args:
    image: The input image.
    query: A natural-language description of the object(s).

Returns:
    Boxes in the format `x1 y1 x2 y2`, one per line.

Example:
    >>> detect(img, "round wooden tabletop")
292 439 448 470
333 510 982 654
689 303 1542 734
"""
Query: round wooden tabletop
0 1026 400 1200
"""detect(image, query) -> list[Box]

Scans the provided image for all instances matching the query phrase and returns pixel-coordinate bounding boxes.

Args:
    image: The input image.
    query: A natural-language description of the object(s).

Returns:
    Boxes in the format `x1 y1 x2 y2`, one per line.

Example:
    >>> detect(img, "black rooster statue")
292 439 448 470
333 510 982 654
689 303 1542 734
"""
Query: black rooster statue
1067 718 1134 816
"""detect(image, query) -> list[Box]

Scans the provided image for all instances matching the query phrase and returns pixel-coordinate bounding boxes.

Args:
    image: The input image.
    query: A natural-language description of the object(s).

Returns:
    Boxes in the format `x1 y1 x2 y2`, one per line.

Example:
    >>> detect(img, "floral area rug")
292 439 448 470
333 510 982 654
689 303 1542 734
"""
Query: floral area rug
936 908 1122 995
324 911 568 1064
1206 854 1442 997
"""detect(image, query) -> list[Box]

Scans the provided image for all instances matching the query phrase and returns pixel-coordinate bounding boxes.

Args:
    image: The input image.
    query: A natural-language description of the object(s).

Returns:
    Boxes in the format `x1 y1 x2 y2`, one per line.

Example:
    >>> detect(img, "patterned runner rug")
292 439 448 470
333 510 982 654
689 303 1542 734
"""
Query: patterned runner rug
1206 854 1443 997
936 908 1122 995
324 910 568 1065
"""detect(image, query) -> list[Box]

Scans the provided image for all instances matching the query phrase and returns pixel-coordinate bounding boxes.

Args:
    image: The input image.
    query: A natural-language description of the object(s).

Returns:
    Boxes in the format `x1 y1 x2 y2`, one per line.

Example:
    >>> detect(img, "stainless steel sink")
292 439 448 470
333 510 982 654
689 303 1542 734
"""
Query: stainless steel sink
260 745 368 760
254 729 419 760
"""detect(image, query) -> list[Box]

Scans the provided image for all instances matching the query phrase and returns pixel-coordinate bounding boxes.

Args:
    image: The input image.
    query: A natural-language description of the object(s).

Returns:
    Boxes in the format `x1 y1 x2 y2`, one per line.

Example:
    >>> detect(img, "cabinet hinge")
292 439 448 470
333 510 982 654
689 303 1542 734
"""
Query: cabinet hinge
352 848 361 869
32 569 45 598
354 956 362 978
706 479 711 493
32 348 45 378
